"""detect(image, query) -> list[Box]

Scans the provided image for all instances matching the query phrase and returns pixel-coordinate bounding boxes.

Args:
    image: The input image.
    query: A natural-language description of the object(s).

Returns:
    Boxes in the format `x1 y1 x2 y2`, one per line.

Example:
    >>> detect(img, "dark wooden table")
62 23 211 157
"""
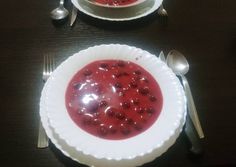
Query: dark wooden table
1 0 236 166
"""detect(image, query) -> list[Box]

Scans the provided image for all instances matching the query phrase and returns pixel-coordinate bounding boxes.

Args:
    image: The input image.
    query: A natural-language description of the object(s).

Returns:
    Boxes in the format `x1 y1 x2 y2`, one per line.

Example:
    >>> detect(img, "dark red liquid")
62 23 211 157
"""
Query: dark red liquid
65 60 163 140
95 0 138 6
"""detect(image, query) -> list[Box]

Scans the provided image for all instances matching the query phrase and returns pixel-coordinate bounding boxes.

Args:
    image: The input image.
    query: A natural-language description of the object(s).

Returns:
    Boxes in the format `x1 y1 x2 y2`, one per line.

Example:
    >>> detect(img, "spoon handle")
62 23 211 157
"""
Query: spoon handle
59 0 64 6
185 114 203 154
181 75 205 139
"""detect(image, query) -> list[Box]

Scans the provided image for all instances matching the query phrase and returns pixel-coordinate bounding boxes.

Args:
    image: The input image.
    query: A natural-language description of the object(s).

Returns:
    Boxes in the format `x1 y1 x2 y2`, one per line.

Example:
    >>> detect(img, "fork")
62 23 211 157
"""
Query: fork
37 55 55 148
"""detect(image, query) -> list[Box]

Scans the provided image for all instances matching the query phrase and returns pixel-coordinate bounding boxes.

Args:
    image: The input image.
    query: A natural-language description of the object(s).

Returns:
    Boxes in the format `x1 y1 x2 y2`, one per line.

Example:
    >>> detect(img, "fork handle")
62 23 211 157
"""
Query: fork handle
37 121 49 148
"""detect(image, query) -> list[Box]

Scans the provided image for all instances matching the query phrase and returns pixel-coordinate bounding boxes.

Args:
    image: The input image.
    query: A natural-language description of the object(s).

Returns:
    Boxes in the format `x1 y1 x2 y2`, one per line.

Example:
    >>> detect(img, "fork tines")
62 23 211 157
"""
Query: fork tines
43 55 55 81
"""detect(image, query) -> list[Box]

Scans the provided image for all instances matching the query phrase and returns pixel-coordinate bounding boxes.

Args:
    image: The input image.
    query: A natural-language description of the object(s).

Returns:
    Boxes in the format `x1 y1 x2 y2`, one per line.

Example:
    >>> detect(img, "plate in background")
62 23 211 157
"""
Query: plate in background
72 0 163 21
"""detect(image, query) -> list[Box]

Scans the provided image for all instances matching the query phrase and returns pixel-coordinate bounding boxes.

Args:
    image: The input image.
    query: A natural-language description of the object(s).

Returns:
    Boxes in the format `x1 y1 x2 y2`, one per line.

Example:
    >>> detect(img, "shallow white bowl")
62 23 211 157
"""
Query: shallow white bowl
43 44 186 167
72 0 163 21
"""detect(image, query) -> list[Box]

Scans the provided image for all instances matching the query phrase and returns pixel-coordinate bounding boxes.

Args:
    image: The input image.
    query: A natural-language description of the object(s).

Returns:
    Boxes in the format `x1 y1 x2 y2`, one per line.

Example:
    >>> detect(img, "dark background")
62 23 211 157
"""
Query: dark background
0 0 236 166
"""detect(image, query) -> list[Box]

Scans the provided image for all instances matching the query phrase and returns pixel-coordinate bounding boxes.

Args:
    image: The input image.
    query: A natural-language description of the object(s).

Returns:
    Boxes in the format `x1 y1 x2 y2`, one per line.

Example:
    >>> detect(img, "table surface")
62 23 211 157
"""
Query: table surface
0 0 236 166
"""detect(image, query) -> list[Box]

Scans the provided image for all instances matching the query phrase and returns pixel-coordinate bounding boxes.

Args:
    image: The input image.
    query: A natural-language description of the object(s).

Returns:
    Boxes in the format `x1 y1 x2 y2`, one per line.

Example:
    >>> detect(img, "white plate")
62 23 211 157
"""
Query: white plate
84 0 147 8
41 44 186 167
40 73 186 167
71 0 163 21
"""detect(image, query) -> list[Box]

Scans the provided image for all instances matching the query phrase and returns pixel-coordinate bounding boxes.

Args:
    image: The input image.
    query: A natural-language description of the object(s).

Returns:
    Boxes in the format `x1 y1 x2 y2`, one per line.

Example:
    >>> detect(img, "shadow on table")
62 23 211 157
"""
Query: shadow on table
49 132 204 167
51 11 168 31
49 140 89 167
51 18 69 27
77 11 168 31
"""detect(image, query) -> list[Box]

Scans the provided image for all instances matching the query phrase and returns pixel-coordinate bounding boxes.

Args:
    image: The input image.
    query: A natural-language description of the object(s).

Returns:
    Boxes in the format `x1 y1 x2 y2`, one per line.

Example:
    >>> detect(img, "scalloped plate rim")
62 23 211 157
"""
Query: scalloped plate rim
42 44 187 162
40 77 186 167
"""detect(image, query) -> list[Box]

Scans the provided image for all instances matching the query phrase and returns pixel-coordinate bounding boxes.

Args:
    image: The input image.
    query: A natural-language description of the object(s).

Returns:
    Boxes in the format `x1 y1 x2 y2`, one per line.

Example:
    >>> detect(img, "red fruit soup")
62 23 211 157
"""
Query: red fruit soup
65 60 163 140
95 0 138 6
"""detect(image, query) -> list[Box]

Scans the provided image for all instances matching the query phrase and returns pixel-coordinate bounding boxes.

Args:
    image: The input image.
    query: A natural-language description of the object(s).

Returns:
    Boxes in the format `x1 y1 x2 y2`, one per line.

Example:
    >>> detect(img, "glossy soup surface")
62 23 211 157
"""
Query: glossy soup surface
65 60 163 140
95 0 138 6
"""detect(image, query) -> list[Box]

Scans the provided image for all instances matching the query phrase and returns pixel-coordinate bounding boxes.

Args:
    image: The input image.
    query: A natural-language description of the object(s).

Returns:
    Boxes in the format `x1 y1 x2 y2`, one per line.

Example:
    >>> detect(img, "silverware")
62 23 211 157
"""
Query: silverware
185 114 203 154
157 4 168 17
70 5 78 26
50 0 69 20
159 51 166 62
166 50 204 139
159 51 203 154
37 55 55 148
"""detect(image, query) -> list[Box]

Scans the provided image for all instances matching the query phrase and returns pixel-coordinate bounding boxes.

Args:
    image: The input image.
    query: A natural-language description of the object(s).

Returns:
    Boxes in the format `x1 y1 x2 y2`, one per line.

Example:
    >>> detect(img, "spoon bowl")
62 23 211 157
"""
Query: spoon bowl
157 4 168 17
50 0 69 20
166 50 189 76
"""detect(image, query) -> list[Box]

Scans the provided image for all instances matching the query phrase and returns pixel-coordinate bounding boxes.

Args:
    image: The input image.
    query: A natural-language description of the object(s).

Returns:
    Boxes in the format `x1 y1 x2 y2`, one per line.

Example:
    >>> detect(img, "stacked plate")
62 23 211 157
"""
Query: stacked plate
40 44 186 167
71 0 163 21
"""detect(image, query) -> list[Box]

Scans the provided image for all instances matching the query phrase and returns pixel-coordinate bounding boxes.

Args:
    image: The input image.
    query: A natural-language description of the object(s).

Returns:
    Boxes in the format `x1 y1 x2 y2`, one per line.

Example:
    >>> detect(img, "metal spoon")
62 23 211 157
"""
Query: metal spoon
159 51 203 154
50 0 69 20
157 4 168 17
167 50 204 139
